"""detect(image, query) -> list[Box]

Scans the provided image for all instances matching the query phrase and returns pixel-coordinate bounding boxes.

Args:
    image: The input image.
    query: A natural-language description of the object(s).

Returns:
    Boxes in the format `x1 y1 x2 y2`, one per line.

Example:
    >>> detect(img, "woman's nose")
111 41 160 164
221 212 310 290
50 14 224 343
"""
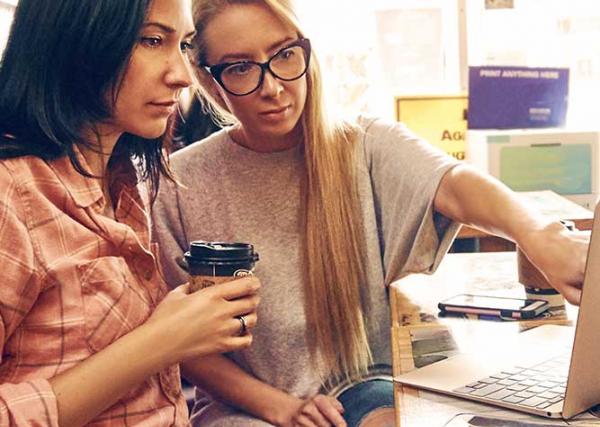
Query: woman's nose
166 52 194 89
259 69 283 98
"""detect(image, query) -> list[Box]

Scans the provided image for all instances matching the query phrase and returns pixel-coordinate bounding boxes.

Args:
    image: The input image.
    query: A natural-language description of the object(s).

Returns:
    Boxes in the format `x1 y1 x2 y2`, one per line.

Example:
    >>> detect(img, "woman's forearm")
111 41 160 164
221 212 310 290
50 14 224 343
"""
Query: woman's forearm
182 354 302 426
434 163 588 304
50 322 170 427
434 164 552 243
50 277 260 427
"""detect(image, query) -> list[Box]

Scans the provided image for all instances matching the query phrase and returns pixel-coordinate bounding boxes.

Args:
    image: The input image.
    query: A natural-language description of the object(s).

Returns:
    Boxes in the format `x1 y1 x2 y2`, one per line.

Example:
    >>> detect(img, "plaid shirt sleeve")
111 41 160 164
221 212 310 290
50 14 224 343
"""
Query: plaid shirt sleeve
0 380 59 426
0 165 60 426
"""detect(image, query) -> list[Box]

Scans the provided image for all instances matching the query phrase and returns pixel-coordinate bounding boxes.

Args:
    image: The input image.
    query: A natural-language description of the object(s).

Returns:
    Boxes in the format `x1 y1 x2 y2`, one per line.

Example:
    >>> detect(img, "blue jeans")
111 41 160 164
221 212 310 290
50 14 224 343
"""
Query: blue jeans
336 379 394 427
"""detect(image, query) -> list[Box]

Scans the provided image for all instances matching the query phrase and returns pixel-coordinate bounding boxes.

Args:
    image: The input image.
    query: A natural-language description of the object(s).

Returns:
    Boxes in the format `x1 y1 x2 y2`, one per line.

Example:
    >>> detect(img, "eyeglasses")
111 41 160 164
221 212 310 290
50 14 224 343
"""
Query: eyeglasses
201 38 311 96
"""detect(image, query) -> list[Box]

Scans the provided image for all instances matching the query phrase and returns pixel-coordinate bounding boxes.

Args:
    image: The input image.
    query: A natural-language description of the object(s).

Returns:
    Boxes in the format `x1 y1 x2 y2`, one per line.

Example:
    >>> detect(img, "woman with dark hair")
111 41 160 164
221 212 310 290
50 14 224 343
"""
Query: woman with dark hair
0 0 260 426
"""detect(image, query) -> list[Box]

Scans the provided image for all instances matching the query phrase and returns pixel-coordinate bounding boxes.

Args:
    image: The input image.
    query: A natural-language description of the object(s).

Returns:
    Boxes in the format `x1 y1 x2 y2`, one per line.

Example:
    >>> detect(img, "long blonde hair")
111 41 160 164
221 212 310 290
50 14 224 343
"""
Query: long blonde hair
192 0 371 382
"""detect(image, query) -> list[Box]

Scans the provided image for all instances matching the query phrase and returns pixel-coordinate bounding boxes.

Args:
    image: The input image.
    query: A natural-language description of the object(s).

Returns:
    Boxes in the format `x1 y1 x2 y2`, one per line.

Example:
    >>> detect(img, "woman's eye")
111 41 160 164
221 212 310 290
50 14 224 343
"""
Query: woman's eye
277 48 295 60
181 41 195 52
140 36 162 48
225 63 252 76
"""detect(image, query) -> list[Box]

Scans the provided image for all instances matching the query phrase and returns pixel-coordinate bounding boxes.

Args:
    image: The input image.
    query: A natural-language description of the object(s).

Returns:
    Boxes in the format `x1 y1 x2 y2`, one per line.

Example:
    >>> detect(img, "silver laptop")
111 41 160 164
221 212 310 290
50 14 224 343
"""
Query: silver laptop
394 202 600 419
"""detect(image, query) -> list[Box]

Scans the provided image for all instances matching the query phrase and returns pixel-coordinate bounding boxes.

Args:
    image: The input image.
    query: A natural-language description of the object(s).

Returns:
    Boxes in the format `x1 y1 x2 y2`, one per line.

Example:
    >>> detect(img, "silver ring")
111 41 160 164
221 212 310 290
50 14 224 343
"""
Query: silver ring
236 315 247 336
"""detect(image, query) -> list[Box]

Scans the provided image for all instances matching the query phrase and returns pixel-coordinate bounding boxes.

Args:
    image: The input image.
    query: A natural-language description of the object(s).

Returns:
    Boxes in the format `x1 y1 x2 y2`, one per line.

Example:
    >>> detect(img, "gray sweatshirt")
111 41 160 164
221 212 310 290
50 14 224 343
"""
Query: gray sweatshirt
151 116 459 426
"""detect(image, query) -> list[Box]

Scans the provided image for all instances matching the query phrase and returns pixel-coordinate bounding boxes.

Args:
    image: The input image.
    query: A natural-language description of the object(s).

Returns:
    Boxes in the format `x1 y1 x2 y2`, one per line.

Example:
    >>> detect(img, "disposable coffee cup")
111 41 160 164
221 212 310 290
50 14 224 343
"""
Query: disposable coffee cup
519 249 565 308
184 241 259 292
518 220 575 308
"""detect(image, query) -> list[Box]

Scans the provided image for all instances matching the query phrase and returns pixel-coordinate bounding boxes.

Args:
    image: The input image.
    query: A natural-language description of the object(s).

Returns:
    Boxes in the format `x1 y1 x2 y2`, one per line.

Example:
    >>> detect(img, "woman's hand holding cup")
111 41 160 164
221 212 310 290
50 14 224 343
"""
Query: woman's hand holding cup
145 276 260 367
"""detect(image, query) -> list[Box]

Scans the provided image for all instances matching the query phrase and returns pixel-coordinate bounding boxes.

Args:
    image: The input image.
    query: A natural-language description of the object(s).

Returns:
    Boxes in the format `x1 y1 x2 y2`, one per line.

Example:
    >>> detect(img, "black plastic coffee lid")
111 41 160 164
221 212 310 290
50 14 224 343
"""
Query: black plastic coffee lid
187 241 259 262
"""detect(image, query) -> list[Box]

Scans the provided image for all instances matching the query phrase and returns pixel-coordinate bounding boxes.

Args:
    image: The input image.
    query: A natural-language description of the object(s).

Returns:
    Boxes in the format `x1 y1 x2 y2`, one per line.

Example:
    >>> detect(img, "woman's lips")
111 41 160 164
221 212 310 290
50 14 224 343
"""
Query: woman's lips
259 105 290 121
148 101 177 115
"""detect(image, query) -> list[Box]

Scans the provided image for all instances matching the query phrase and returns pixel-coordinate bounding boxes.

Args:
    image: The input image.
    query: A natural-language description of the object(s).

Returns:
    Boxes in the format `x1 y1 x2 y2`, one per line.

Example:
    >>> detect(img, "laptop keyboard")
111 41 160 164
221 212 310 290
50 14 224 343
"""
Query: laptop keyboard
452 353 569 410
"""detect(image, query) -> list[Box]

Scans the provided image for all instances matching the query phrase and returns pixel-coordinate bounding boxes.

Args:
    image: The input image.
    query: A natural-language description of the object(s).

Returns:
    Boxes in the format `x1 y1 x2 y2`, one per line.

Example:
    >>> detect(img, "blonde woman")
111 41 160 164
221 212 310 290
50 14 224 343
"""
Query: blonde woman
151 0 588 426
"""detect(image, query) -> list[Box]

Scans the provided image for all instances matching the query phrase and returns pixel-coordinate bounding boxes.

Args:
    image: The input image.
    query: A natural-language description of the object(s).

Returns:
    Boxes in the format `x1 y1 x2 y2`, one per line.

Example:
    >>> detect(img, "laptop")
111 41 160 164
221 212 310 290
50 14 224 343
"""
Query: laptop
394 202 600 419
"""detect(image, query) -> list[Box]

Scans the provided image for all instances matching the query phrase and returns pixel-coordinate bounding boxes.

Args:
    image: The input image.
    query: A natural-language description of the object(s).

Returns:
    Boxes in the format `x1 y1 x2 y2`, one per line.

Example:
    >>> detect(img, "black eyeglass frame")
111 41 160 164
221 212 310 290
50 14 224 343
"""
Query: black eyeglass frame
201 38 312 96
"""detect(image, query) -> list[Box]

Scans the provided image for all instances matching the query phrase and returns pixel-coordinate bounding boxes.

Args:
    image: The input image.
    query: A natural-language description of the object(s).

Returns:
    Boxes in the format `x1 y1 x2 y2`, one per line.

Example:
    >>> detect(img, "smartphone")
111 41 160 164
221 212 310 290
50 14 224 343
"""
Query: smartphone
438 294 549 320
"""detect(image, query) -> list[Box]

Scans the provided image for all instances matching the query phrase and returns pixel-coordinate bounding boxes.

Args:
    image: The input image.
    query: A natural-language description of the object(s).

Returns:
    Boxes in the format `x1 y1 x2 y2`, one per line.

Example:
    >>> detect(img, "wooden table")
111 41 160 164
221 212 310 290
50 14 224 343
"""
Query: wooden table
389 252 600 426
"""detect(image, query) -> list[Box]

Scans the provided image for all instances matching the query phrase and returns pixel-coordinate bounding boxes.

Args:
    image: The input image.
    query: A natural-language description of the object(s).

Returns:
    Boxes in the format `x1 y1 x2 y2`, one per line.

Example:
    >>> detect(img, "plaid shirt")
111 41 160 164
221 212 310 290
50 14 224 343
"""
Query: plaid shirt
0 149 188 426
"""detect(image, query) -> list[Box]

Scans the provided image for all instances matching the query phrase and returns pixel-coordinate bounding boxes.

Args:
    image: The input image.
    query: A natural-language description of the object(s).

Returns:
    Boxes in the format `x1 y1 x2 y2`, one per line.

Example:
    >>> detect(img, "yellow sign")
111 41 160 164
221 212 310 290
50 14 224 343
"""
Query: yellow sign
395 95 468 160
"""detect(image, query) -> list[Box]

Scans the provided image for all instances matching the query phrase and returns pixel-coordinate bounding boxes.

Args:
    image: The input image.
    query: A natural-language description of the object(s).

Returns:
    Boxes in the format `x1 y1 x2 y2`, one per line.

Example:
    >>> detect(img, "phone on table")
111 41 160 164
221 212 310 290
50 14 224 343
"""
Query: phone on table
438 294 549 320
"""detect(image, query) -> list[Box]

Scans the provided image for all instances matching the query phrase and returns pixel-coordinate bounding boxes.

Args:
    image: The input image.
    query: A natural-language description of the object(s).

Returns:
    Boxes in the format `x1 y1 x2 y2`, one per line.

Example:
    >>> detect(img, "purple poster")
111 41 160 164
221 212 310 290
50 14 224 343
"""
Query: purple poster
468 66 569 130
